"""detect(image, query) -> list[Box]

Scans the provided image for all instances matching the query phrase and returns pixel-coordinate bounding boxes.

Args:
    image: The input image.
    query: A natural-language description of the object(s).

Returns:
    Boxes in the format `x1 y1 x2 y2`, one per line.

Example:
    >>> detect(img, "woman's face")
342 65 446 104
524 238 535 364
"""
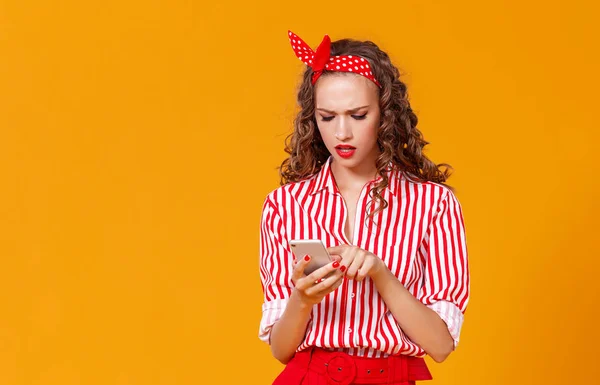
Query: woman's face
314 73 381 171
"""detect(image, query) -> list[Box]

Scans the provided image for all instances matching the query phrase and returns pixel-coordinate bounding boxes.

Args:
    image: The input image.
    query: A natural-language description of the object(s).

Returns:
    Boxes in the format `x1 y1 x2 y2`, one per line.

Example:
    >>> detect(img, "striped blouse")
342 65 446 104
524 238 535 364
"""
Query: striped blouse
258 156 470 358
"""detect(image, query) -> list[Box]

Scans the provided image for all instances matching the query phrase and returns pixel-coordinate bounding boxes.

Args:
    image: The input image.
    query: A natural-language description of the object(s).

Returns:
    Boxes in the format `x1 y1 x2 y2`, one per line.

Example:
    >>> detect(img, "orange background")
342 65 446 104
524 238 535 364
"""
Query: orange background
1 1 599 384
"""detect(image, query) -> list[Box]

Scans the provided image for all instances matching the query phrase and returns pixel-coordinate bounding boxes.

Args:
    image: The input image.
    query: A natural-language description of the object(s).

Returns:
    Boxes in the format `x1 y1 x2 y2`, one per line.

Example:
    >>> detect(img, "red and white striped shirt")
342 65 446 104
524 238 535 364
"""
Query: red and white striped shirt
258 156 470 358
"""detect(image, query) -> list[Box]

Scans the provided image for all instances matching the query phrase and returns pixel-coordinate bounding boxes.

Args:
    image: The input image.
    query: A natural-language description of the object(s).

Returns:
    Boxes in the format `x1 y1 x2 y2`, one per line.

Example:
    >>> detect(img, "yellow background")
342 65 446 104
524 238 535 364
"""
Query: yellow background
1 0 599 384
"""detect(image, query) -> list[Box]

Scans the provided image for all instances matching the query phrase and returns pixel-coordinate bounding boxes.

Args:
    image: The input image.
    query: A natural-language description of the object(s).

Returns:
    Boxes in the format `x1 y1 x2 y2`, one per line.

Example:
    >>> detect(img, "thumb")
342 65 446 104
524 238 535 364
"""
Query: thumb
327 245 346 255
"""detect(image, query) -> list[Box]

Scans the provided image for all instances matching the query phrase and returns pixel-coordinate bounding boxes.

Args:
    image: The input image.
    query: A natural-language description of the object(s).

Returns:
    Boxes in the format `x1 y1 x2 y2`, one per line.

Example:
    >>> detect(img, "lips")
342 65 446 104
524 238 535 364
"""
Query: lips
335 145 356 159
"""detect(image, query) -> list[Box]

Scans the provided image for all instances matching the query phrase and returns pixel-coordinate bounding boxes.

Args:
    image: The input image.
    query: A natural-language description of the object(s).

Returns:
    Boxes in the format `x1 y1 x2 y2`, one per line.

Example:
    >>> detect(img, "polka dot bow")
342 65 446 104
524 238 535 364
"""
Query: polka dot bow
288 30 382 88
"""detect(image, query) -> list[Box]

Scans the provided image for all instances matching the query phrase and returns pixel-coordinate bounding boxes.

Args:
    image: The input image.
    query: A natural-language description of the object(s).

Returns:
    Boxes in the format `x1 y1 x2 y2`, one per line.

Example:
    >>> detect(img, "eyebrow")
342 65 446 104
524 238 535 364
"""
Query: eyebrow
316 105 369 114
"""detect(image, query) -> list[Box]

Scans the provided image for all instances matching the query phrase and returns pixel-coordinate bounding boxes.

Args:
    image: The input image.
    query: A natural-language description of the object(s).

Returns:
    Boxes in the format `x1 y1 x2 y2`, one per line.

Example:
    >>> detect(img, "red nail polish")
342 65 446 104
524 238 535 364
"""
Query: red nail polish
332 261 340 268
340 266 347 273
304 255 311 261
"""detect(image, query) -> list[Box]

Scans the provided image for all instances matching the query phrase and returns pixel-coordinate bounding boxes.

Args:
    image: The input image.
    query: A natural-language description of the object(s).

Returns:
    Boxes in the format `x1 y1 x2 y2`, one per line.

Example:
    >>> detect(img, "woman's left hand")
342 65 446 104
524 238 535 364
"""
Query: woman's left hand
326 245 387 281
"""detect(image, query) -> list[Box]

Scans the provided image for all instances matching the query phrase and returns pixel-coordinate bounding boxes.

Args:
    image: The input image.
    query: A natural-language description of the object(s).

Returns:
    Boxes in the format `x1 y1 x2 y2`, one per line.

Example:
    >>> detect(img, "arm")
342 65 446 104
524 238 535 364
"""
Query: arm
328 189 470 363
258 198 344 364
270 257 344 364
258 197 297 363
371 266 455 362
374 189 470 362
268 288 313 364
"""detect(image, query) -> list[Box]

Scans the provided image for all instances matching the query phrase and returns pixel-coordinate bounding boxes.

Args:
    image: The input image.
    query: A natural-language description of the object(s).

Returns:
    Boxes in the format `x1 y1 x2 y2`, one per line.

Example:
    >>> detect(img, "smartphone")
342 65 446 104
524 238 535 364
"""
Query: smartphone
289 239 333 275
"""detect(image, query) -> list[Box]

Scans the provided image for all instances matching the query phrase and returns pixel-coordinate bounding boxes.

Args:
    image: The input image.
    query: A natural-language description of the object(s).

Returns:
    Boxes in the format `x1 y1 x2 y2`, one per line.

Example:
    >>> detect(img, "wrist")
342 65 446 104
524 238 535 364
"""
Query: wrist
370 258 390 282
290 289 314 313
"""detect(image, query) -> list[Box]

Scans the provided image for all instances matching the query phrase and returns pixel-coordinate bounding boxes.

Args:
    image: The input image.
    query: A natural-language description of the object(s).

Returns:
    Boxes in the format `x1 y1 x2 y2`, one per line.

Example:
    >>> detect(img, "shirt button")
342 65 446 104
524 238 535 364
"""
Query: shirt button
347 328 352 333
350 293 355 298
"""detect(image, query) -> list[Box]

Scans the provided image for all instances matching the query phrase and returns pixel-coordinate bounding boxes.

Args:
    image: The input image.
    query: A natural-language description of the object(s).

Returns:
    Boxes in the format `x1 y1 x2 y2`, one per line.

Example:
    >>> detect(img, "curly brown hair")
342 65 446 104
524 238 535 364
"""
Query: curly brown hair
279 35 454 220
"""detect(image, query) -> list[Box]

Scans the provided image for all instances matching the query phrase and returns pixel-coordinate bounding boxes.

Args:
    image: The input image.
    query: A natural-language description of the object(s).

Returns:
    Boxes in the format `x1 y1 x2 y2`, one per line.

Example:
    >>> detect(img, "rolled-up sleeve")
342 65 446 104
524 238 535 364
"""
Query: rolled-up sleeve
258 196 294 344
417 189 470 349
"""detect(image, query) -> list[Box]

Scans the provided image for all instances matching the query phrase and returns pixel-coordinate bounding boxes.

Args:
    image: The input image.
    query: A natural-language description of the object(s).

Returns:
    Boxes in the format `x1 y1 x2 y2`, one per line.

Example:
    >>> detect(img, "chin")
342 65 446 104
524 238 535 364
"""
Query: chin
332 154 364 168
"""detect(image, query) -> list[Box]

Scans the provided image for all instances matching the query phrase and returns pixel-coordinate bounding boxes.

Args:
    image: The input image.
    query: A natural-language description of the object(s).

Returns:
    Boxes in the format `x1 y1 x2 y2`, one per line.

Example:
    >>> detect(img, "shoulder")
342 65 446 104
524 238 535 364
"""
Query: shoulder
261 174 319 210
399 171 460 207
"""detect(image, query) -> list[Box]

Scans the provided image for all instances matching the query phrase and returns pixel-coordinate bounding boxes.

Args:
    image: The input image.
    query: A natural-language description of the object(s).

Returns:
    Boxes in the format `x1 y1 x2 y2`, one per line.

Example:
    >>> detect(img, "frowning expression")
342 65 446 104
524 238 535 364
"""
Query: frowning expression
314 73 381 169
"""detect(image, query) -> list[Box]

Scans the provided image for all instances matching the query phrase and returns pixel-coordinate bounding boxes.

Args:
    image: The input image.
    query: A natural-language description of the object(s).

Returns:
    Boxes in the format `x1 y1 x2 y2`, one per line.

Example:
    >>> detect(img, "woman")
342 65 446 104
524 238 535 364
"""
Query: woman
258 30 470 385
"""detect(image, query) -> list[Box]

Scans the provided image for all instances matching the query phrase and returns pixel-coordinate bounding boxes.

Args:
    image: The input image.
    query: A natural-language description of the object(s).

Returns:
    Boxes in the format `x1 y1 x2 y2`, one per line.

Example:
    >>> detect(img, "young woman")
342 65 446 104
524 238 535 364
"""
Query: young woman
258 30 470 385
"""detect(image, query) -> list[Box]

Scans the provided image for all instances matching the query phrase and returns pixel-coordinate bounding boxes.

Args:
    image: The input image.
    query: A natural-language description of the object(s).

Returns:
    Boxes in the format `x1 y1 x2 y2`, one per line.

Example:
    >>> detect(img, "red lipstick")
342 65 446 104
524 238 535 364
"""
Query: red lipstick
335 144 356 159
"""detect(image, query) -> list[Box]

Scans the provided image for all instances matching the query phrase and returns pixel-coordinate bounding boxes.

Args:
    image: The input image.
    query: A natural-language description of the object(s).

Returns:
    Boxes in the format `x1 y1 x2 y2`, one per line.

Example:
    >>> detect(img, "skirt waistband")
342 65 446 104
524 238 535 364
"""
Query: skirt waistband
291 347 433 385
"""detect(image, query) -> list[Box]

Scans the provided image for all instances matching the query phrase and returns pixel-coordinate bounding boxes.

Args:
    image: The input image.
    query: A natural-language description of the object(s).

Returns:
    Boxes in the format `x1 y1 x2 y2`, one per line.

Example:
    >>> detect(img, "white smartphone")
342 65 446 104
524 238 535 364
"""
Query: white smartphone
289 239 333 275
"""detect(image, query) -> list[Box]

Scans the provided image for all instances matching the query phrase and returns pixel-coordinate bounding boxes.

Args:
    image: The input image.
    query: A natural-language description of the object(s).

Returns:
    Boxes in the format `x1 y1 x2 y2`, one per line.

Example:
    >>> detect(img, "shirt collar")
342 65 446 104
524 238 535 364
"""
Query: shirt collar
309 155 401 196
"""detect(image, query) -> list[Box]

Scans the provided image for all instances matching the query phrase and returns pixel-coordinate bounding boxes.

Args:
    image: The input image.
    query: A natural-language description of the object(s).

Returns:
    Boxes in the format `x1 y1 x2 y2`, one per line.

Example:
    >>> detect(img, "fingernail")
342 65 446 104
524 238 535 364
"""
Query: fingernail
304 255 311 261
332 261 340 268
340 266 347 273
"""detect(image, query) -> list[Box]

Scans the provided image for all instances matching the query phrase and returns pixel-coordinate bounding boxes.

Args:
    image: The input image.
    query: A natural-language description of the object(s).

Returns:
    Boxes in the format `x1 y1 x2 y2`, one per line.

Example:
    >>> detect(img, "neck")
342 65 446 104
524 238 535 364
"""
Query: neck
330 156 379 192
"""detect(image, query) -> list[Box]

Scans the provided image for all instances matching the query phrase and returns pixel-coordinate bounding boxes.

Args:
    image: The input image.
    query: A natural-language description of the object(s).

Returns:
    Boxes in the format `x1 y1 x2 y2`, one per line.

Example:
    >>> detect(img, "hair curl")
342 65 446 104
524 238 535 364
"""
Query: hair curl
279 36 453 221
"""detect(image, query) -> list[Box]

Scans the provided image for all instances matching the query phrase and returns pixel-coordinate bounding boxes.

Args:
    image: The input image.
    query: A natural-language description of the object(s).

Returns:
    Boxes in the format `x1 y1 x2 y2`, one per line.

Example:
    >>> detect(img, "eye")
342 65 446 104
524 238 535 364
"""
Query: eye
352 113 367 120
320 115 335 122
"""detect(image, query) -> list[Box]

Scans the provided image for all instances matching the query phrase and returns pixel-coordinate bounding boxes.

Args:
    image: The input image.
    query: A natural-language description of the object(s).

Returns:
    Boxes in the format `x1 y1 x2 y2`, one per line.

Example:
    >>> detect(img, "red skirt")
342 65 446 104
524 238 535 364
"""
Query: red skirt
272 347 433 385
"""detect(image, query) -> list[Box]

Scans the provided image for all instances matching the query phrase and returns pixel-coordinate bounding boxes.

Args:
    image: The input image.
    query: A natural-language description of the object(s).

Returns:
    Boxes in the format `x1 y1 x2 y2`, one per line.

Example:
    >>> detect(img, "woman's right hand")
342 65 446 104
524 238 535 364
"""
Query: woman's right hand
291 255 345 306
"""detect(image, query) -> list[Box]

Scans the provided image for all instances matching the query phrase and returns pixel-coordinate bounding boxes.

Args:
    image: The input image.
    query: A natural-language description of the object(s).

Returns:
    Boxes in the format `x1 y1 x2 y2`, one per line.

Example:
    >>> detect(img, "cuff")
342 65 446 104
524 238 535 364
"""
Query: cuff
258 298 290 344
427 300 464 349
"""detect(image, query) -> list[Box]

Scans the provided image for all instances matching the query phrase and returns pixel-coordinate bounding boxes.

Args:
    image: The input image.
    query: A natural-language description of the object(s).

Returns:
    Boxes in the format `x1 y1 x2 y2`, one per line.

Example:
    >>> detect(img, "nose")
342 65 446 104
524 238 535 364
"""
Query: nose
334 117 353 140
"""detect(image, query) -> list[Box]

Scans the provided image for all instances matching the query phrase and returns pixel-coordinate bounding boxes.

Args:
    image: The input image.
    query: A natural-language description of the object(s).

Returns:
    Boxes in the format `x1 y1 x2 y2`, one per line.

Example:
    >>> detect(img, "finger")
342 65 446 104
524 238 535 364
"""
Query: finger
313 267 342 284
355 258 374 281
325 245 345 266
339 246 359 275
314 273 344 296
327 245 349 256
305 260 342 283
298 265 339 292
305 270 344 296
292 255 311 283
296 258 340 290
345 252 365 279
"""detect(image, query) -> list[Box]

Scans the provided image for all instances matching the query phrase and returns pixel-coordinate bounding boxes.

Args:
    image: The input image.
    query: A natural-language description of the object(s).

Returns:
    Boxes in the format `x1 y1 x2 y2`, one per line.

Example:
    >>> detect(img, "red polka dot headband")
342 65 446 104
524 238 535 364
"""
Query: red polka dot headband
288 30 382 88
